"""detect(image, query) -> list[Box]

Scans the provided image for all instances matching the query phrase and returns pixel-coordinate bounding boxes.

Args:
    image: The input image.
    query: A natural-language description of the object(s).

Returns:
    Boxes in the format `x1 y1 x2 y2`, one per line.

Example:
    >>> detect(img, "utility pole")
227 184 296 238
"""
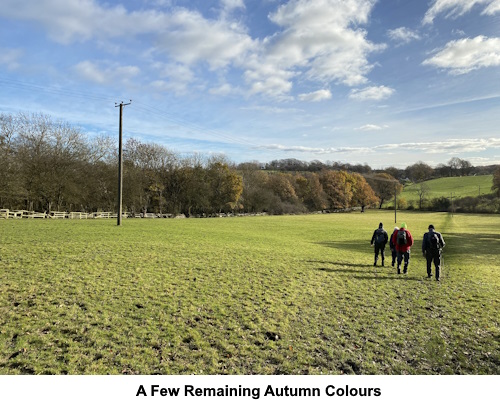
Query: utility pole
115 100 132 226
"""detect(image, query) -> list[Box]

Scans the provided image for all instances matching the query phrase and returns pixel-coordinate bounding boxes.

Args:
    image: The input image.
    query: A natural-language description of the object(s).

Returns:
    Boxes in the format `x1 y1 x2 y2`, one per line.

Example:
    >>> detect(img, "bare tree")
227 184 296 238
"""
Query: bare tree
416 183 430 209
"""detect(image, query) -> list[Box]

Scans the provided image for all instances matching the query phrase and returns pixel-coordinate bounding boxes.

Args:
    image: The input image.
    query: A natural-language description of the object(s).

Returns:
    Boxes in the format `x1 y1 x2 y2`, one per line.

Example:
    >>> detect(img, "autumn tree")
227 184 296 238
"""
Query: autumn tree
348 172 379 208
206 160 243 213
293 172 328 211
365 172 402 209
319 170 353 209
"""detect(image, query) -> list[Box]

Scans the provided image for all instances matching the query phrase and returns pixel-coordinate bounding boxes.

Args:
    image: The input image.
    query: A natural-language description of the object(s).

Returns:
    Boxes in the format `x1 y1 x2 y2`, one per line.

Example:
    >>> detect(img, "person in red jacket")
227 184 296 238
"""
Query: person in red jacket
391 222 414 274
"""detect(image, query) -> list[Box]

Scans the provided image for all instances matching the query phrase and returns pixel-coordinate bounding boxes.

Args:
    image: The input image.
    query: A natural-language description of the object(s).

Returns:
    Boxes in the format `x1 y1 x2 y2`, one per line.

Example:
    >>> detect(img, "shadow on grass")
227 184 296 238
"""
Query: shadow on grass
312 262 422 281
315 241 368 253
317 232 500 262
444 232 500 257
307 260 373 268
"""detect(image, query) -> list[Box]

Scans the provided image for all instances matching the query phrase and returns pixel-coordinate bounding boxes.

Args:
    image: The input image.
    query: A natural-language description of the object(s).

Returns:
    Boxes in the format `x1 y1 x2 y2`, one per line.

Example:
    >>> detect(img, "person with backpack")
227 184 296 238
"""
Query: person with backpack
389 226 399 267
371 222 389 266
391 222 414 274
422 224 446 281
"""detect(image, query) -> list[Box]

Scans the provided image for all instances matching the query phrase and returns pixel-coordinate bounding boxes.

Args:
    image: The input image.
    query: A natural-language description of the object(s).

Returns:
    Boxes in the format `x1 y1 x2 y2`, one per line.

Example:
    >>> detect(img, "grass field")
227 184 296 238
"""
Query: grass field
400 175 493 205
0 211 499 375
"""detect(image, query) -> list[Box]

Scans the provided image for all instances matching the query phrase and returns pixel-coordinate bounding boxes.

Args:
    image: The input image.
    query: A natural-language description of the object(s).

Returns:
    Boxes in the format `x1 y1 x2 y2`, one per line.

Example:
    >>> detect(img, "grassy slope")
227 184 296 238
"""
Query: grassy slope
0 212 499 375
401 175 493 204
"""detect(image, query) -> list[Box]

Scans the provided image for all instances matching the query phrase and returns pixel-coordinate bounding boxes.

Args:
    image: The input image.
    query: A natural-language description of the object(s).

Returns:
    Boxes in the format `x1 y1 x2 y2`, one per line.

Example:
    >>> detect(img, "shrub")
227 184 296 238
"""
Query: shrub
397 197 408 210
429 197 451 212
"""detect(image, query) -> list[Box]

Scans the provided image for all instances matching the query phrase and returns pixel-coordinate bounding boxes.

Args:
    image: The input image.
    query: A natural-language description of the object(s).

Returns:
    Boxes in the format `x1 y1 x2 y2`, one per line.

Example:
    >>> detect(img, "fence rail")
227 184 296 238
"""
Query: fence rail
0 209 182 220
0 209 251 220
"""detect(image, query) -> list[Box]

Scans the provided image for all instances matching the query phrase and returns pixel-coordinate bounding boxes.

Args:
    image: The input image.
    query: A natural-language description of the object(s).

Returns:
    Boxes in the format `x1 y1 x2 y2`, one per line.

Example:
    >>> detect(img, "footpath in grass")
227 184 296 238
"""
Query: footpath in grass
0 211 499 374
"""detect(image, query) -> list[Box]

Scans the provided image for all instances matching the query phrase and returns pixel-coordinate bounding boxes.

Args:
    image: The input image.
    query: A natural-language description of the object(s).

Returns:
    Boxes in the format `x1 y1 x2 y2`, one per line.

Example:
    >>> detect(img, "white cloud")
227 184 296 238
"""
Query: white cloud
357 124 386 131
209 83 236 96
423 0 500 24
221 0 245 11
387 27 420 44
298 89 332 102
262 138 500 156
0 0 170 44
150 62 197 95
150 79 191 96
0 48 23 70
0 0 386 100
155 9 257 69
264 0 384 88
244 62 295 99
262 144 370 154
483 0 500 14
376 138 500 153
241 106 305 114
74 61 140 84
349 85 395 101
451 28 466 36
422 36 500 74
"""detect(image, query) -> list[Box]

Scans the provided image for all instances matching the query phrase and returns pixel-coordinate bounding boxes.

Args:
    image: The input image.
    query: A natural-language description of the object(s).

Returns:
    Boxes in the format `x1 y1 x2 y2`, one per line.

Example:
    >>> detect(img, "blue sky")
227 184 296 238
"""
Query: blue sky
1 0 500 168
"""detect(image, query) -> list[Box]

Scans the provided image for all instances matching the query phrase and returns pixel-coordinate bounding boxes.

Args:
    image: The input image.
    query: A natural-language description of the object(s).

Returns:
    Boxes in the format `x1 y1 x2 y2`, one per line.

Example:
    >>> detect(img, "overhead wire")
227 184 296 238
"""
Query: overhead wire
0 76 260 149
131 100 260 148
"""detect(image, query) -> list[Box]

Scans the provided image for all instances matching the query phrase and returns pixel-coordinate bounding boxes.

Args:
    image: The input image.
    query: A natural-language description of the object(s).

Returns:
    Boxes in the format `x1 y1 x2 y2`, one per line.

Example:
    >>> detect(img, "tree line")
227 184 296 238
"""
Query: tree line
265 157 495 182
0 113 382 216
1 112 498 216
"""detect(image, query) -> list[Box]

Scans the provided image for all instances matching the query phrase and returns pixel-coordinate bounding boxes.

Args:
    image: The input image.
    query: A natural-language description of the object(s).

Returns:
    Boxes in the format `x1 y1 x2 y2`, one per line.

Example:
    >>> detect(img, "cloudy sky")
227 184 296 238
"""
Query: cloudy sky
1 0 500 168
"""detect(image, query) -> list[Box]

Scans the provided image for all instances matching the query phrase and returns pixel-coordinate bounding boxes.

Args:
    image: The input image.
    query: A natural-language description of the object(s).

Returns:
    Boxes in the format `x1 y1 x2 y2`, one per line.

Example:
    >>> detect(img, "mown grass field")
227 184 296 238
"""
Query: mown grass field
0 211 499 375
401 175 493 204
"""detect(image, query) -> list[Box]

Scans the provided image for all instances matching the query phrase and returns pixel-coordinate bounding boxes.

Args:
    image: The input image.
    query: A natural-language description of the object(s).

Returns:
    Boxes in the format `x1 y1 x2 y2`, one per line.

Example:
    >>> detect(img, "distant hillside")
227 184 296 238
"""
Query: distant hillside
400 175 494 204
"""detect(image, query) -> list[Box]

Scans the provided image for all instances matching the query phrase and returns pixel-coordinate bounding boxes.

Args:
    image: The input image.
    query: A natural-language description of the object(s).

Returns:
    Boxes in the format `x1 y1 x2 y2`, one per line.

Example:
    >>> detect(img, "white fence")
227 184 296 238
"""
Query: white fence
0 209 135 220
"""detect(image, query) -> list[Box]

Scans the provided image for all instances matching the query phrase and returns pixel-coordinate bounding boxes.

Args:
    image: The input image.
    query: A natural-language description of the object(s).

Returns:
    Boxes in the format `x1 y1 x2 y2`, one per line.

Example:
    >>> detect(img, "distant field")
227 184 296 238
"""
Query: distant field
400 175 493 204
0 212 499 374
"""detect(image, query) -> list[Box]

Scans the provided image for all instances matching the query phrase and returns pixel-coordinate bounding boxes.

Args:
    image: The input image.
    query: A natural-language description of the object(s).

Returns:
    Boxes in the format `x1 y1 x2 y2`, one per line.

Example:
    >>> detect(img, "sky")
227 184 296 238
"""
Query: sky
1 0 500 169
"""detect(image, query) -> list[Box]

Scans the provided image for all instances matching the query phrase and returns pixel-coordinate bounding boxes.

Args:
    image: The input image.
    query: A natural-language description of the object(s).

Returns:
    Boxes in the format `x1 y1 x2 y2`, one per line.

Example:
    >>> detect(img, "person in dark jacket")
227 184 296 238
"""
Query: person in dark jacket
389 226 399 267
371 222 388 266
391 222 414 274
422 224 445 281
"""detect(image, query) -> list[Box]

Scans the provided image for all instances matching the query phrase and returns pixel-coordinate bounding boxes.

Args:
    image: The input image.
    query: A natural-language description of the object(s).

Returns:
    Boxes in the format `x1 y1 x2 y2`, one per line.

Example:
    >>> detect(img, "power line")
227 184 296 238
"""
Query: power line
0 76 261 149
0 77 115 103
132 101 261 148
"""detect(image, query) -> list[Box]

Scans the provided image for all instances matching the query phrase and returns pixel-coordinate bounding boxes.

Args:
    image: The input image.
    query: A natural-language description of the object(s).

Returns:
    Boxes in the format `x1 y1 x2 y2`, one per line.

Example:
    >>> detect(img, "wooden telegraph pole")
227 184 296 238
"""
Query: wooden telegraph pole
115 100 131 226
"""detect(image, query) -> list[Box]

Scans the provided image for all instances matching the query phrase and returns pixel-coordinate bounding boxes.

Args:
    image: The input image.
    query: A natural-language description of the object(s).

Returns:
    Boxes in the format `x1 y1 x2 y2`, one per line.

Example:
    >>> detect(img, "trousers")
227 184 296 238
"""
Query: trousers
397 251 410 273
426 250 442 280
374 244 386 264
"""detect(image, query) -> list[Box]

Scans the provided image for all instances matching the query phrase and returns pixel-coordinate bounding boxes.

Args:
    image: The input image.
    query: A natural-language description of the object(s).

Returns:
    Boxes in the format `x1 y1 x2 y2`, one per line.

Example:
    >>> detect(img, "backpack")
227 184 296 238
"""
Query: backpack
375 229 386 245
396 229 407 246
428 231 441 251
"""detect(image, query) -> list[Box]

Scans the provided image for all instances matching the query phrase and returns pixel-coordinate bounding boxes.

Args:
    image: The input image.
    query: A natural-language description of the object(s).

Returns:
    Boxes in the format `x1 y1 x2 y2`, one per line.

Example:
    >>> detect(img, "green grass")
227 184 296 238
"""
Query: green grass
0 212 499 375
401 175 493 204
